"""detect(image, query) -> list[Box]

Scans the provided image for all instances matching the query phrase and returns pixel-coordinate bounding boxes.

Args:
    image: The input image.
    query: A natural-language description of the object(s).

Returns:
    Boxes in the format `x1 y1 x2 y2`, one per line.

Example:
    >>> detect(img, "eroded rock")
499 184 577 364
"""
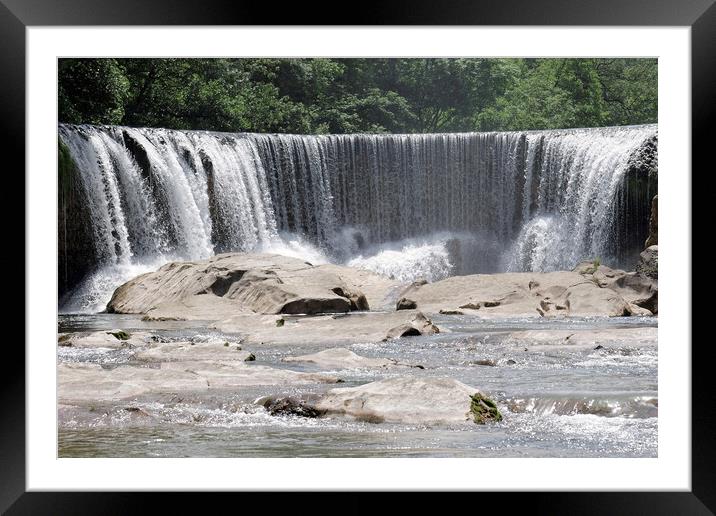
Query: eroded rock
385 312 440 339
106 253 385 319
313 376 499 425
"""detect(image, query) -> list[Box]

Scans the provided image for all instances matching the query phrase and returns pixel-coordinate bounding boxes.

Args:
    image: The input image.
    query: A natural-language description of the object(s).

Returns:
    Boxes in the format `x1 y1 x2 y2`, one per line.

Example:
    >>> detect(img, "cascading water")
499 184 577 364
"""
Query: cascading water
58 123 657 312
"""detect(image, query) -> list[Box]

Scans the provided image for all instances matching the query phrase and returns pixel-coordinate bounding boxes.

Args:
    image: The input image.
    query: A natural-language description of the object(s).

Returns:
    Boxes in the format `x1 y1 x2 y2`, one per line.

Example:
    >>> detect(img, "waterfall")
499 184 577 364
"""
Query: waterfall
58 123 657 312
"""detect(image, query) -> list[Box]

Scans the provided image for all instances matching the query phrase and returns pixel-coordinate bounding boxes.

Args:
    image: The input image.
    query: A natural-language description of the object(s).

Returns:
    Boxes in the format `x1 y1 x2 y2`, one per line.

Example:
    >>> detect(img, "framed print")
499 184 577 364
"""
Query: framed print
4 0 712 512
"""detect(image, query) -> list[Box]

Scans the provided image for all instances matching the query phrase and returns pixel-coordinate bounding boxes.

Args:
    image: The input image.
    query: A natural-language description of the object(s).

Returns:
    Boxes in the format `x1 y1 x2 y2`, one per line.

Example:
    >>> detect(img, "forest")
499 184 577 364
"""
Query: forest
58 58 657 134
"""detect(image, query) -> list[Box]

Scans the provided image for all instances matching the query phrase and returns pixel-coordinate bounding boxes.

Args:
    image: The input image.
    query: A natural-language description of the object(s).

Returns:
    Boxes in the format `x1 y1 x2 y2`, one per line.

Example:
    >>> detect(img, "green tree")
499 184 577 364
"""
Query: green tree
59 59 129 124
58 57 657 134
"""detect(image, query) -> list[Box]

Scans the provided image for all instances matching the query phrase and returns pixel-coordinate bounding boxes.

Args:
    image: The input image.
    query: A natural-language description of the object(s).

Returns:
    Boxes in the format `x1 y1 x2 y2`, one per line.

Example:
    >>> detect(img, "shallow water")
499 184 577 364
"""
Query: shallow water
58 313 657 458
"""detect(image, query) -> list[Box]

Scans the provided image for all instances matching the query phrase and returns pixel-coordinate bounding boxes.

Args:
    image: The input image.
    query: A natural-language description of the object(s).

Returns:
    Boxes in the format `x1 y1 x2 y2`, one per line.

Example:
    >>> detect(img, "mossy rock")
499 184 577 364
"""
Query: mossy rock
469 393 502 424
244 353 256 362
108 330 131 341
275 318 285 327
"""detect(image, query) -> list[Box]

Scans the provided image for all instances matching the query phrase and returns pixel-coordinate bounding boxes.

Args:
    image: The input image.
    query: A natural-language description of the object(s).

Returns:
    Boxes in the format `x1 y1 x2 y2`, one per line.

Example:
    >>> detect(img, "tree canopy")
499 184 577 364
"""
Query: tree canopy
58 58 657 133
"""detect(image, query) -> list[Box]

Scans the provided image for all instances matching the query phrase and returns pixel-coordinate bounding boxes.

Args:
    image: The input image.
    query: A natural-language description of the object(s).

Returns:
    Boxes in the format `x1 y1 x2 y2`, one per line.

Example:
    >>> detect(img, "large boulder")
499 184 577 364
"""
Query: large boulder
404 269 640 317
313 376 501 425
573 260 657 314
636 245 658 280
106 253 386 319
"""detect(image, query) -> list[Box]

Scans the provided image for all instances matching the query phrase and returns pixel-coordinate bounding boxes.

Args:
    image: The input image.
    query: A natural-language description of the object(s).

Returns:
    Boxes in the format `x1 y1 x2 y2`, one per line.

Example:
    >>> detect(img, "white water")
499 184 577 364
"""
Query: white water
59 124 657 312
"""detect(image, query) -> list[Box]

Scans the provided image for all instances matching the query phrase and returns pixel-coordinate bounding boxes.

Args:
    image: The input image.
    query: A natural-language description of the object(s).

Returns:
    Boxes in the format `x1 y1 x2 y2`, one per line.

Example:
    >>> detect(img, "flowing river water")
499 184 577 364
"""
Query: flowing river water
57 123 658 458
58 313 657 458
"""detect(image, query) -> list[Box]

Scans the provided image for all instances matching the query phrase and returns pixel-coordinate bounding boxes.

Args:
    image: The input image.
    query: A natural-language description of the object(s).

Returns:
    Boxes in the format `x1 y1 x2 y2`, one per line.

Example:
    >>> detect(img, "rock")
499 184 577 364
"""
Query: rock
407 270 635 318
262 396 325 418
469 393 503 424
314 376 499 425
385 312 440 339
244 353 256 362
134 340 249 362
331 287 370 311
439 309 464 315
504 328 657 351
470 359 496 367
106 253 391 319
283 348 419 370
636 245 658 280
626 303 654 316
574 260 657 314
213 310 441 346
395 280 429 310
57 330 148 349
645 195 658 248
140 315 186 322
317 263 400 310
58 361 340 403
396 297 417 310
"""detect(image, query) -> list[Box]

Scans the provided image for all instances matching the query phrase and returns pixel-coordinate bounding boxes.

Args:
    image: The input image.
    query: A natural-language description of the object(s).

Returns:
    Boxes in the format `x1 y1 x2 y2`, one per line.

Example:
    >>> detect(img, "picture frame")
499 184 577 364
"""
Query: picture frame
4 0 710 511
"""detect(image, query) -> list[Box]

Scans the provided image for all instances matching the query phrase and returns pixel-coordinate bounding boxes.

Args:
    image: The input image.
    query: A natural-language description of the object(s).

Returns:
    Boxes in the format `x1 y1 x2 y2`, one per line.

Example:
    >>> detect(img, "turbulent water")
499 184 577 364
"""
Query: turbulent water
58 124 657 312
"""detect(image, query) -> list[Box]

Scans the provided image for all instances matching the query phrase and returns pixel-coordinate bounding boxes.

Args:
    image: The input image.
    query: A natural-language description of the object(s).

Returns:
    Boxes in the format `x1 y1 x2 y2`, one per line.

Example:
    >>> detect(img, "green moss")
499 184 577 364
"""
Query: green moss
275 318 285 327
469 393 503 424
108 330 130 341
583 257 601 275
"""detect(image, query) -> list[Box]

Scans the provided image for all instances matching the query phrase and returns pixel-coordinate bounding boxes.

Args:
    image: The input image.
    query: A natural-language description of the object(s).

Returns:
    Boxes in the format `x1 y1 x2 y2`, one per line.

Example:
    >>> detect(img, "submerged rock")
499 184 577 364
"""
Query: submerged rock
57 330 148 349
213 310 441 346
134 340 249 362
283 347 420 369
314 376 499 425
58 361 341 403
262 396 325 418
504 327 657 351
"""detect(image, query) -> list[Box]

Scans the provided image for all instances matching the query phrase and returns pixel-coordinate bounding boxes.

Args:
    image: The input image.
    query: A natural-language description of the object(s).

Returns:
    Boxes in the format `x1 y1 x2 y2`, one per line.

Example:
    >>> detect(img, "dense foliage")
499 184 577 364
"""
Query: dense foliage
59 58 657 133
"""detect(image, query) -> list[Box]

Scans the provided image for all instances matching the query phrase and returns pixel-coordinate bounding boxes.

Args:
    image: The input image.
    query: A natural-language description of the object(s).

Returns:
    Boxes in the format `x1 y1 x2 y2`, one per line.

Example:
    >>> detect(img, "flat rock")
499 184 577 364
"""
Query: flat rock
404 269 651 317
212 310 441 345
57 330 149 349
282 348 420 369
58 361 341 404
106 253 395 319
314 376 492 425
504 327 658 351
134 340 250 362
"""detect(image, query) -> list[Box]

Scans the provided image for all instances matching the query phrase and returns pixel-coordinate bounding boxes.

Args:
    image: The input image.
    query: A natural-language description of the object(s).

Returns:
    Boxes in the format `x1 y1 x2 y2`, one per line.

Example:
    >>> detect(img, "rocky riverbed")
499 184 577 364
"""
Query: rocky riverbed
58 251 658 458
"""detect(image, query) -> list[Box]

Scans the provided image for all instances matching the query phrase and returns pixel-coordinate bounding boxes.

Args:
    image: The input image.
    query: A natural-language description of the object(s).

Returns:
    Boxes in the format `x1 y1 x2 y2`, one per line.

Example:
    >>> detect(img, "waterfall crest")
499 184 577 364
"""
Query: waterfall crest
58 123 657 312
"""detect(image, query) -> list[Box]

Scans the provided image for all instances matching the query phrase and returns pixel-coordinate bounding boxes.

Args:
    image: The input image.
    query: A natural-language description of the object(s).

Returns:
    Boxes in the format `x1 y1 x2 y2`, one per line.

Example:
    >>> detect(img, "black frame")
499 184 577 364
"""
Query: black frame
4 0 709 512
